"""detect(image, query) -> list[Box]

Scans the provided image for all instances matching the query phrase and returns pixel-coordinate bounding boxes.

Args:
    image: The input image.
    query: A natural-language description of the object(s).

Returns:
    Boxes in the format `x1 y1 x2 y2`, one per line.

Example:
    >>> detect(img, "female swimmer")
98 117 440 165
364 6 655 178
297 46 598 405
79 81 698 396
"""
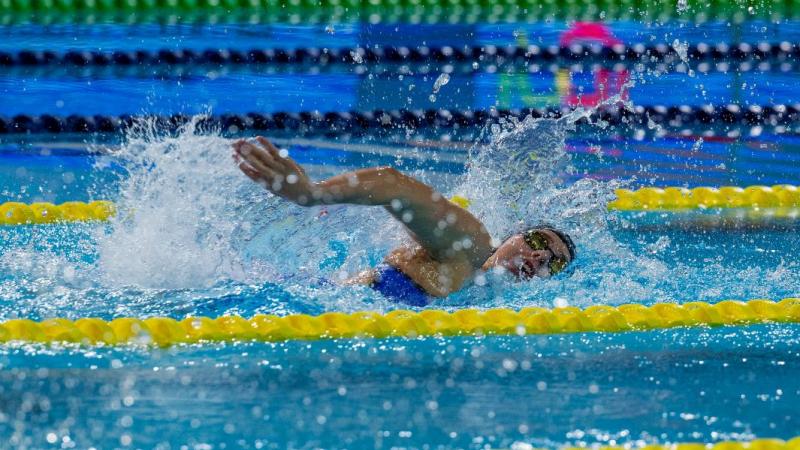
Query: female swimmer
232 137 575 306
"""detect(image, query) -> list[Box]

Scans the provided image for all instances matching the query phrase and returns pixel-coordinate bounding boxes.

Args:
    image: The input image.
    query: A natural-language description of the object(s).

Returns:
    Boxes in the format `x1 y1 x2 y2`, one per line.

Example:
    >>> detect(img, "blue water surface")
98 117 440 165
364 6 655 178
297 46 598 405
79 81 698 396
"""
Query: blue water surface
3 20 799 52
2 67 797 116
2 326 799 448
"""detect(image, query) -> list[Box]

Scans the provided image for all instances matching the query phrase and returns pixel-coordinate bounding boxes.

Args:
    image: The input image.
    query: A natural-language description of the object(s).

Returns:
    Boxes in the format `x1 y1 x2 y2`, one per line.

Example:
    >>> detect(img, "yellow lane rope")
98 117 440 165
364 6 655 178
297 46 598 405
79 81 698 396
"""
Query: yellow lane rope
2 298 799 347
560 438 800 450
608 185 800 211
2 185 800 225
0 201 115 225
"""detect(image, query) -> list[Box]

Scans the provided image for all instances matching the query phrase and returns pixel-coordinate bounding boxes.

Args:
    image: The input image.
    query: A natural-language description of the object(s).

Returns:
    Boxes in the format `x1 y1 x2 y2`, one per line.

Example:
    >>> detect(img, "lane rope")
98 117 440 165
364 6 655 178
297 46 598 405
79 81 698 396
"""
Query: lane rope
1 298 799 347
2 104 799 135
1 58 794 78
2 42 797 67
609 185 800 211
560 438 800 450
0 201 115 225
4 185 800 226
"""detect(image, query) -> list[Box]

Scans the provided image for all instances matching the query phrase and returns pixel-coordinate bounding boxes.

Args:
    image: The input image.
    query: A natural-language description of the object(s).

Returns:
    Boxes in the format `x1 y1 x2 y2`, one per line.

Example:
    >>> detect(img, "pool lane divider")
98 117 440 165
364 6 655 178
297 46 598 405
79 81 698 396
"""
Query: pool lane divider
2 42 797 67
2 58 791 79
565 438 800 450
608 185 800 211
0 201 115 225
2 104 799 135
2 299 800 347
2 185 800 225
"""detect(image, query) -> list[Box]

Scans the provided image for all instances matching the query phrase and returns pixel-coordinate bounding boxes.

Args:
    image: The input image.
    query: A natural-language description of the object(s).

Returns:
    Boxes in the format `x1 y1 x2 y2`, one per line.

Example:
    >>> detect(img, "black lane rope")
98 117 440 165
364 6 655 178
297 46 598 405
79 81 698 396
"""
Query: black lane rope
2 105 799 135
1 57 796 77
2 42 799 67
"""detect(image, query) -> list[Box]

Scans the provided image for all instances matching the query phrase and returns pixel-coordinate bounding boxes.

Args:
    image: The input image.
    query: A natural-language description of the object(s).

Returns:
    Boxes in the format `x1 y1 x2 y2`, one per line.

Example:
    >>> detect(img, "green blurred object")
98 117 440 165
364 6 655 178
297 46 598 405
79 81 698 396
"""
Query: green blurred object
0 0 794 18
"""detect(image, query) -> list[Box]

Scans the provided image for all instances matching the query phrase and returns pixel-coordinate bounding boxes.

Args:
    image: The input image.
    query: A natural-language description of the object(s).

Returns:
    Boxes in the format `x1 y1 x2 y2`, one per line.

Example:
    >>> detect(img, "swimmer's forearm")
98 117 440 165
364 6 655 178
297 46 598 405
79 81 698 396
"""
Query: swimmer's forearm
311 167 494 263
309 167 413 206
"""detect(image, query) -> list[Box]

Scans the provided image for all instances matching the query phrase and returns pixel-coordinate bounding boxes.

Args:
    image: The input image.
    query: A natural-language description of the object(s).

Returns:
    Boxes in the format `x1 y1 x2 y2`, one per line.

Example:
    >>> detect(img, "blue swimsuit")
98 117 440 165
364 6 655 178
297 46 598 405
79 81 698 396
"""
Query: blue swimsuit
371 264 430 307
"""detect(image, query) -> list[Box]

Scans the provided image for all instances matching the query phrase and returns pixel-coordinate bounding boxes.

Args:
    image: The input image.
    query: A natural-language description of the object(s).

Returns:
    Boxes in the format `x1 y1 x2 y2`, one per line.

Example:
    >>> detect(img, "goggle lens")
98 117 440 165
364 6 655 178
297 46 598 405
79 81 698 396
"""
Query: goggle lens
523 230 569 276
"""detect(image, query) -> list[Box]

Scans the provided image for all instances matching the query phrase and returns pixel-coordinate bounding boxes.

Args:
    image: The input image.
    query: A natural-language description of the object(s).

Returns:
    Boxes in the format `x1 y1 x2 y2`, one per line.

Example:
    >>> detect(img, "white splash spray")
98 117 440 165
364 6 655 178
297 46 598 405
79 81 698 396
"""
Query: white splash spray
93 117 253 289
457 101 627 240
429 72 451 102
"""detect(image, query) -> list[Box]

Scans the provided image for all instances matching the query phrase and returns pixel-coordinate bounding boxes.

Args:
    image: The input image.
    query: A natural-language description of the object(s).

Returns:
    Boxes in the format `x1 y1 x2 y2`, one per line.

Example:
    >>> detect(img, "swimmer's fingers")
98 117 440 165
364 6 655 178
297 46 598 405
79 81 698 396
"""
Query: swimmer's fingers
235 159 262 183
235 140 264 160
252 142 287 173
256 136 309 180
239 139 288 176
234 149 283 186
247 154 284 184
231 139 247 153
256 136 301 174
238 141 281 176
256 136 283 162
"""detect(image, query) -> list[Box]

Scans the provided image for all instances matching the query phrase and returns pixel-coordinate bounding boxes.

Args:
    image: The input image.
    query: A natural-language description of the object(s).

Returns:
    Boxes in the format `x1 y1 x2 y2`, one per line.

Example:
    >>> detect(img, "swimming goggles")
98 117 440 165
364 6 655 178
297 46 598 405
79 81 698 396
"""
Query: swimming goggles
523 230 570 276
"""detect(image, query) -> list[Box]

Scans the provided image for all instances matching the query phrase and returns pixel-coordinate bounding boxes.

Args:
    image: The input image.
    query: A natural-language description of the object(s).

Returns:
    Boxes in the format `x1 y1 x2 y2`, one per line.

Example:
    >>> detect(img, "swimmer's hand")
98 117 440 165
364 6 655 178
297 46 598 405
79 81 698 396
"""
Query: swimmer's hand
233 137 319 205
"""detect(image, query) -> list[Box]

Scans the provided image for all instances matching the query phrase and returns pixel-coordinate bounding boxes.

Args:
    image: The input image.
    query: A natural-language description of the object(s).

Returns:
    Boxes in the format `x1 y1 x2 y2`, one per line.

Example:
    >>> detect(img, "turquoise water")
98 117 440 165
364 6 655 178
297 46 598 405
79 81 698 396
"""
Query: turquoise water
3 326 800 448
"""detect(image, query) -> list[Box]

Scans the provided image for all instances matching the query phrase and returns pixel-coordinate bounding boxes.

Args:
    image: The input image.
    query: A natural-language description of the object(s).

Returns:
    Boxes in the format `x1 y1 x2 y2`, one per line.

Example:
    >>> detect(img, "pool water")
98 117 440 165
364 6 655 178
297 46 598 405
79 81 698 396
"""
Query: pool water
4 326 800 448
2 11 800 450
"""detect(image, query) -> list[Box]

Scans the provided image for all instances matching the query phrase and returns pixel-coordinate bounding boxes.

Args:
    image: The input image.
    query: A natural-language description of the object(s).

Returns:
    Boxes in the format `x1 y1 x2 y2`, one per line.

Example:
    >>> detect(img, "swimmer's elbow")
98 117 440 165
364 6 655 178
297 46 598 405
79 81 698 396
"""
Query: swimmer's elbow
374 166 404 183
376 166 400 176
374 166 432 198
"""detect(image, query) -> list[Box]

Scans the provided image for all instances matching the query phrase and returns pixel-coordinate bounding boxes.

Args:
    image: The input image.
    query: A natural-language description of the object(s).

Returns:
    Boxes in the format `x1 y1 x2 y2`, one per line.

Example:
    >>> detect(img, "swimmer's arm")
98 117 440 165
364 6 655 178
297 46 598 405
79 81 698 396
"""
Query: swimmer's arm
233 137 494 265
313 166 493 265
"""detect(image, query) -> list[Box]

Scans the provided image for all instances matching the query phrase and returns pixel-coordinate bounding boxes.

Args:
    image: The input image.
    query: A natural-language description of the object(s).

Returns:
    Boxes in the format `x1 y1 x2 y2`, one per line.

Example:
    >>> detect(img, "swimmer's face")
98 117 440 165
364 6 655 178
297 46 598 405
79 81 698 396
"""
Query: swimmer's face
482 229 572 279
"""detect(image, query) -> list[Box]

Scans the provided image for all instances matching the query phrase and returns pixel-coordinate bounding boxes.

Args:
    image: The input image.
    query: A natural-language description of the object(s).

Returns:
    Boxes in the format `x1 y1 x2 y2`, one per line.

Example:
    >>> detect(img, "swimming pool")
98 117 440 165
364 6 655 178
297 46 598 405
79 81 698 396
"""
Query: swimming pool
2 6 800 449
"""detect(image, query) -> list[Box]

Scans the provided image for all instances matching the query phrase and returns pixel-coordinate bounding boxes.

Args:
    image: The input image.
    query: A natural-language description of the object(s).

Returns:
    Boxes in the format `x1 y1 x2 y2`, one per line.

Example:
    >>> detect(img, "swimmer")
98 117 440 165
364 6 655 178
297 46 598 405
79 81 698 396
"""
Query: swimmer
232 137 575 306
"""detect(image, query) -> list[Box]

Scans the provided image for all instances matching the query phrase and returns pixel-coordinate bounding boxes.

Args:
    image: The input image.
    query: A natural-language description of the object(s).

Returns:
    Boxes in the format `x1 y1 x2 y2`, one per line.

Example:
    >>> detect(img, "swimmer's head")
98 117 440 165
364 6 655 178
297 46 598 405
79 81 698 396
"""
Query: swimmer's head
482 226 575 279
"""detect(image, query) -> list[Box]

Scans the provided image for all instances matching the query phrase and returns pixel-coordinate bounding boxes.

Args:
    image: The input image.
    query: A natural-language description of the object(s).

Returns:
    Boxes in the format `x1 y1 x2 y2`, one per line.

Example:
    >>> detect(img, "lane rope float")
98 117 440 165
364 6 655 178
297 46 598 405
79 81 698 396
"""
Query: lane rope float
2 104 799 135
2 298 800 347
2 42 797 67
0 201 115 225
560 437 800 450
609 185 800 211
1 58 793 79
3 185 800 226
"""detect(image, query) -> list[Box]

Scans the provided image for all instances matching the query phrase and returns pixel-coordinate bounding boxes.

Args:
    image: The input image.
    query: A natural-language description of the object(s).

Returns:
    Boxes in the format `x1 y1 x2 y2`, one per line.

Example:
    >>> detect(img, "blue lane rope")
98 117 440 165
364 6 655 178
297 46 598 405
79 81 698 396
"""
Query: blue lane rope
1 42 798 67
0 59 793 78
1 104 798 135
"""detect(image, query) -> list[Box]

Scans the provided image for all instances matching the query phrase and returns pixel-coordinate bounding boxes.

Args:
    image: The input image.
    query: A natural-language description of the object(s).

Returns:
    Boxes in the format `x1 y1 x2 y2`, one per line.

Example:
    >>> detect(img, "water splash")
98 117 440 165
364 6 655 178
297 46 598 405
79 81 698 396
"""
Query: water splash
429 72 451 102
85 117 401 314
457 103 624 240
92 117 251 289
